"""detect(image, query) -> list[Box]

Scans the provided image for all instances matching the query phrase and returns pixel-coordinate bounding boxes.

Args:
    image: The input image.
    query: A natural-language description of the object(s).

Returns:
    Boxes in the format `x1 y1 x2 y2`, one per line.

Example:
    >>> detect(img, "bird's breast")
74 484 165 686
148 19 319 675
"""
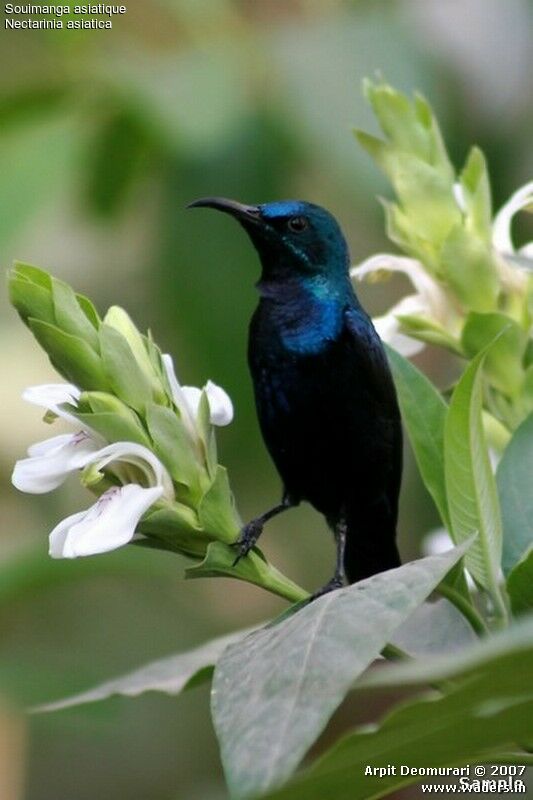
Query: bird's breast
256 294 343 356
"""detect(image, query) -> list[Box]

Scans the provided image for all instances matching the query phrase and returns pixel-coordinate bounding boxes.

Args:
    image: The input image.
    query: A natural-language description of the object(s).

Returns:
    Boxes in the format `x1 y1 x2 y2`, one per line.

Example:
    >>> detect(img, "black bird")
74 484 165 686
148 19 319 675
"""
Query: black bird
189 198 402 597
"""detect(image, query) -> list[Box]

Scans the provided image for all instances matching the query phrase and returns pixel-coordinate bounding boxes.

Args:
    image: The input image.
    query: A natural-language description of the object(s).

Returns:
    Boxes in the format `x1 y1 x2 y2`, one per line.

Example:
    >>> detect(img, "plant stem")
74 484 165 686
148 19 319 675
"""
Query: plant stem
437 584 489 636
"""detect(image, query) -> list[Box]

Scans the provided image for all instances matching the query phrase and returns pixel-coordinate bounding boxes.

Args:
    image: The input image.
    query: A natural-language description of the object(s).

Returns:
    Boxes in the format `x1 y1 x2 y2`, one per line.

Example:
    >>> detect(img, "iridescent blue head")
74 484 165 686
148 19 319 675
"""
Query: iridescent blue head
188 197 352 296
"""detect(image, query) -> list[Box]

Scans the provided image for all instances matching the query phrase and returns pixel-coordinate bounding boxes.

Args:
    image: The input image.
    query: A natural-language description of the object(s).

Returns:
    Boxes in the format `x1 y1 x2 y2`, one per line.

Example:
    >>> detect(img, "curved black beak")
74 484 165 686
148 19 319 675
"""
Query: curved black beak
187 197 261 224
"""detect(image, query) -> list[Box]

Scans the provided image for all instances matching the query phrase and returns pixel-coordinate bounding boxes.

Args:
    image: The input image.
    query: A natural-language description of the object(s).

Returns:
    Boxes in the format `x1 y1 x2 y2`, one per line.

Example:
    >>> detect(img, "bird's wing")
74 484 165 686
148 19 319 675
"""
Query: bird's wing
342 305 400 411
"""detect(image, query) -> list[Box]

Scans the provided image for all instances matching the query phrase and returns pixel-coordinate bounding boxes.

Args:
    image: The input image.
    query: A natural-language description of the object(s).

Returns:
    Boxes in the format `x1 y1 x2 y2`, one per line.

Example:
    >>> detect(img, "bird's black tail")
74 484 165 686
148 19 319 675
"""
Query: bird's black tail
343 503 401 583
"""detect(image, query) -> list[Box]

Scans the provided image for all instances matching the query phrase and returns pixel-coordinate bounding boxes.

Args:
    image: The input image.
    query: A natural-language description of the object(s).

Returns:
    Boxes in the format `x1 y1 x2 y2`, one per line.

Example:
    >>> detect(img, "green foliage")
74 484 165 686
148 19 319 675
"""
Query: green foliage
264 618 533 800
7 75 533 800
385 345 449 528
33 627 250 714
498 413 533 575
211 545 469 798
444 346 505 615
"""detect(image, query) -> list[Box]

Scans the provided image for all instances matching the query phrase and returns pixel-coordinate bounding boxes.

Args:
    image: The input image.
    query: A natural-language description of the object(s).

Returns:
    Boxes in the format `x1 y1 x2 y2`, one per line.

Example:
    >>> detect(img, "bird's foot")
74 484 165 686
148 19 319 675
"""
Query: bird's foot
232 520 264 566
309 576 344 603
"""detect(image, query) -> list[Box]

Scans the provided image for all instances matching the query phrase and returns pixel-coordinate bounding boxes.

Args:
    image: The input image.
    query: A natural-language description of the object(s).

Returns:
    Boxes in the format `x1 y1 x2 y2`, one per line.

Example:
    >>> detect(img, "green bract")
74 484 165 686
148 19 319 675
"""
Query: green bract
8 77 533 800
354 80 532 433
7 261 305 602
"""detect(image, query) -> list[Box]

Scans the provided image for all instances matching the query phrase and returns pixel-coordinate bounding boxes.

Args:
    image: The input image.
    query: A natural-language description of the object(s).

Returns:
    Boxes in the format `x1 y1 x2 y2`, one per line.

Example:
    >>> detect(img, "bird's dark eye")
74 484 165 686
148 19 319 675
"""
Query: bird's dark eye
287 216 308 233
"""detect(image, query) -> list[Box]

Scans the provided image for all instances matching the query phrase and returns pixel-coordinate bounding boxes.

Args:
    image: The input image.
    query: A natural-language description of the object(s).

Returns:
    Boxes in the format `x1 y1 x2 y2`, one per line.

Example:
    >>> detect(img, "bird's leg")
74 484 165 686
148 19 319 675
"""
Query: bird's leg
232 493 295 566
310 517 347 601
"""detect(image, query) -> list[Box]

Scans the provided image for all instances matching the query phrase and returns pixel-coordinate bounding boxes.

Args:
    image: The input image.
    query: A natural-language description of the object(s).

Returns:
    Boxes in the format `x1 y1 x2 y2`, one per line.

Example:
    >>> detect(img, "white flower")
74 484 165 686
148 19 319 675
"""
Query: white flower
84 441 174 500
12 430 101 494
22 383 81 423
492 180 533 275
49 485 163 558
351 254 453 356
162 354 233 430
44 441 172 559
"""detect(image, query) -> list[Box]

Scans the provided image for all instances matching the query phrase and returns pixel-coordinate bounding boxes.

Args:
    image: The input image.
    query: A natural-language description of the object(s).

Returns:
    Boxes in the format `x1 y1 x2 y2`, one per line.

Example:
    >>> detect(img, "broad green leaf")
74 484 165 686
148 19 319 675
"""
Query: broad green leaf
145 404 202 494
507 549 533 616
33 627 252 714
497 413 533 575
390 598 476 656
99 323 153 412
211 543 469 799
186 542 308 604
51 277 100 351
444 348 502 593
28 319 110 391
461 312 527 396
385 345 449 528
264 617 533 800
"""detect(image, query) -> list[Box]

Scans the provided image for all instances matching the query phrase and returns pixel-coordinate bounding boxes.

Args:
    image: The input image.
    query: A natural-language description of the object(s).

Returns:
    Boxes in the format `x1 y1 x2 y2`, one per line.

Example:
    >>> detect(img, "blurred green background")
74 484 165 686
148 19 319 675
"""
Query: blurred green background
1 1 532 798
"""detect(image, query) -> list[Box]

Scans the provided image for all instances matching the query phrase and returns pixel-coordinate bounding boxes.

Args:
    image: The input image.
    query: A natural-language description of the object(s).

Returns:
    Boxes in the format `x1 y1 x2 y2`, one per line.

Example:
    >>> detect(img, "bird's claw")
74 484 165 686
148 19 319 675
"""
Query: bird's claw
232 520 264 566
309 576 344 602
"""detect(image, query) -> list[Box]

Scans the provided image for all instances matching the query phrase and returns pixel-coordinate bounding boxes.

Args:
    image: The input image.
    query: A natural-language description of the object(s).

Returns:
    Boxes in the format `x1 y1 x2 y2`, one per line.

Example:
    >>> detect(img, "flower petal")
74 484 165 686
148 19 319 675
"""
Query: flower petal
12 431 101 494
181 382 234 427
22 383 80 422
84 441 173 497
372 313 425 357
203 381 234 426
49 485 163 558
161 354 197 435
163 352 234 427
49 510 87 558
492 180 533 255
353 253 448 312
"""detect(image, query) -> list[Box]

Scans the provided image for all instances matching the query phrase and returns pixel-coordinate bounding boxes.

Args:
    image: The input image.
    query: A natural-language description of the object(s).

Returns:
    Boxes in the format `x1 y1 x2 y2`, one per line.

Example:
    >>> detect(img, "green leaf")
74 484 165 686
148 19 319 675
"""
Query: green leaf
264 617 533 800
197 466 240 543
138 503 207 559
28 319 110 391
506 549 533 616
8 274 55 326
390 598 477 657
462 312 527 396
99 323 154 412
145 404 202 493
385 345 449 528
211 543 470 799
441 225 499 312
74 391 151 446
459 146 492 241
186 542 308 604
103 306 161 393
51 277 100 351
75 292 101 329
11 261 52 289
444 347 503 596
33 627 251 714
497 413 533 575
71 410 151 448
